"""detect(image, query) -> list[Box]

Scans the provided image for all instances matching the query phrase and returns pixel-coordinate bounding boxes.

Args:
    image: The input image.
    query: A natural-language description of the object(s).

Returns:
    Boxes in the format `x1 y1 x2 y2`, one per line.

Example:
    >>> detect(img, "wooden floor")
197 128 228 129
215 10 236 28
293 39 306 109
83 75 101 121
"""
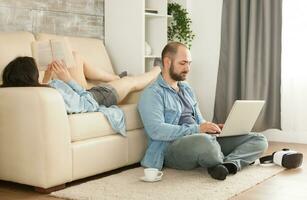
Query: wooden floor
0 142 306 200
232 142 307 200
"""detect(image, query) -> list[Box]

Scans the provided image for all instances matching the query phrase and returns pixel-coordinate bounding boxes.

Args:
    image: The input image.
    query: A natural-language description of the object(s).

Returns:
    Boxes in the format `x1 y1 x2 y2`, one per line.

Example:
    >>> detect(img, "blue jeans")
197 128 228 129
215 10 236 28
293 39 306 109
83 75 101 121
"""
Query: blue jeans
164 133 268 171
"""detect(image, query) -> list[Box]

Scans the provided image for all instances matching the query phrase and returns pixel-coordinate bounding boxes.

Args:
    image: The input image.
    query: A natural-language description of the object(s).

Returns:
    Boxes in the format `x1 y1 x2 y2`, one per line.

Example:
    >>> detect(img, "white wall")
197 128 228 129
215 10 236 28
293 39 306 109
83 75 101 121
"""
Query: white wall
263 129 307 144
187 0 223 121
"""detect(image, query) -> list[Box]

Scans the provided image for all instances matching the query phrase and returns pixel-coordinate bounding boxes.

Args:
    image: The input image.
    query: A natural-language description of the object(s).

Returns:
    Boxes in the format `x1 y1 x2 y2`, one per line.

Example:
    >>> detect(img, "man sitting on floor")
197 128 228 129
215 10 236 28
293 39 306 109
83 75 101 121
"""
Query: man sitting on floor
138 42 268 180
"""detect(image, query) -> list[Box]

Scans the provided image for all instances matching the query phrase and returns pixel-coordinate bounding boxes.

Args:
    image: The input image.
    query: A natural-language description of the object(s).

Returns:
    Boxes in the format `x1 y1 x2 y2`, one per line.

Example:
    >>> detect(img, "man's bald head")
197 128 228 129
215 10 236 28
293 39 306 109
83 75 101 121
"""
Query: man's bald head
160 42 191 82
161 42 188 66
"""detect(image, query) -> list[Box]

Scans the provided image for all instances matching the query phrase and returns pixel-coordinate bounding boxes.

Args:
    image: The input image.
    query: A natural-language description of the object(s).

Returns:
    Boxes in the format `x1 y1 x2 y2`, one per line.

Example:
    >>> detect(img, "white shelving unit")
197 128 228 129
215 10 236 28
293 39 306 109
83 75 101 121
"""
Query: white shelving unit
105 0 168 75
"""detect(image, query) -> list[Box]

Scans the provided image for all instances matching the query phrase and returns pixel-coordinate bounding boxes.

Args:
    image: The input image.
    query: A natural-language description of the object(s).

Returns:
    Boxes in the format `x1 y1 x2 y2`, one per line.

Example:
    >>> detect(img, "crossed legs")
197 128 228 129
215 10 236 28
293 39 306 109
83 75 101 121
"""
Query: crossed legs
164 133 268 179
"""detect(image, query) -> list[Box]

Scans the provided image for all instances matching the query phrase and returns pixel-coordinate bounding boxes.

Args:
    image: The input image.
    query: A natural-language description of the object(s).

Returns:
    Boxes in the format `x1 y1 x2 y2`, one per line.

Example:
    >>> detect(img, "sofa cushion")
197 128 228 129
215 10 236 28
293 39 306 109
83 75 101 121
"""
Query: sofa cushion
69 104 143 142
0 32 35 84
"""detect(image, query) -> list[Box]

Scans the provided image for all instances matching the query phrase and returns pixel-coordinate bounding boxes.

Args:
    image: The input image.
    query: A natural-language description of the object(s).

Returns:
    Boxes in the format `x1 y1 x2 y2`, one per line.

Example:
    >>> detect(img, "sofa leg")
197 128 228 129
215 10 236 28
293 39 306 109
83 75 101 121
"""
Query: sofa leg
34 184 66 193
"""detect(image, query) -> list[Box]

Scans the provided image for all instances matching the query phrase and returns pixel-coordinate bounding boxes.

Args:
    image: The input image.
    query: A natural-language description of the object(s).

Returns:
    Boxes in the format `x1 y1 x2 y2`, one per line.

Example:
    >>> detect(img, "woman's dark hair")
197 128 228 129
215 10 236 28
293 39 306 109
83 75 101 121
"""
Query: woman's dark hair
1 56 45 87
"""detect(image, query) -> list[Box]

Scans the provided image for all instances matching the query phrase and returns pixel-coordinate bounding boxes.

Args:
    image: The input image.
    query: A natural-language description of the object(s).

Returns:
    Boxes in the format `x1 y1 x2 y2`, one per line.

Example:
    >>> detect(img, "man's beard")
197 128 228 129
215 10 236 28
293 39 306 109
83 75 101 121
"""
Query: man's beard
169 62 188 81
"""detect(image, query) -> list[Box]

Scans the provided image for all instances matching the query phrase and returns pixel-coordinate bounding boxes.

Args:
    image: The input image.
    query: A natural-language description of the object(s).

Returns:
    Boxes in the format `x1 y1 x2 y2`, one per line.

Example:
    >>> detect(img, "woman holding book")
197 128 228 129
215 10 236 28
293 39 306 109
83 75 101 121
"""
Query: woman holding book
1 56 161 114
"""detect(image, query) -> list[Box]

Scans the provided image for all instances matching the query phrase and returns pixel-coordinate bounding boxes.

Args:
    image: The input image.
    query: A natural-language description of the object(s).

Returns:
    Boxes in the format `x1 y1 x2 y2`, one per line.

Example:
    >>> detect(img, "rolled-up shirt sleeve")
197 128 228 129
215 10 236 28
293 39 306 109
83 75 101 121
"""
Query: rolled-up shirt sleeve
49 80 99 113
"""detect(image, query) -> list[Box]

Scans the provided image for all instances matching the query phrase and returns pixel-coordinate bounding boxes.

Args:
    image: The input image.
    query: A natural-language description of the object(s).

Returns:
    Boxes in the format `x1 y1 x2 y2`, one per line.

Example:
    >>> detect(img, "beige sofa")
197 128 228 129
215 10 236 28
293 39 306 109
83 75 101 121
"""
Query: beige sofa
0 32 146 192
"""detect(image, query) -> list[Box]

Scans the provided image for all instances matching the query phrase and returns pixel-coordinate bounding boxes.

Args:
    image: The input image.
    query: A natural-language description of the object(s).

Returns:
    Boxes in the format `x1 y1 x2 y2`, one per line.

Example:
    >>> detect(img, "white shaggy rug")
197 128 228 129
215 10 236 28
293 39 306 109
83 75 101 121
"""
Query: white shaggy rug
51 165 284 200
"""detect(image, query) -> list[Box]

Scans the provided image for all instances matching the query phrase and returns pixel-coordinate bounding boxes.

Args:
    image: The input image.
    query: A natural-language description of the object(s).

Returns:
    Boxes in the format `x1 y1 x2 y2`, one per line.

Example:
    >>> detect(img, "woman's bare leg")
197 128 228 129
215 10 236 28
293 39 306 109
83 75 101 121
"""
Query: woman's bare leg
75 52 121 82
107 66 161 102
67 52 88 88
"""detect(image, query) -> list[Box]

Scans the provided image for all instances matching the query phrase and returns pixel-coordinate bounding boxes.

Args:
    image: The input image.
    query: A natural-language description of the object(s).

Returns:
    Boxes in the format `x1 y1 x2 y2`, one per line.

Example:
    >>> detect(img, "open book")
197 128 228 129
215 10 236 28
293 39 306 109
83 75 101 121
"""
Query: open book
31 39 76 71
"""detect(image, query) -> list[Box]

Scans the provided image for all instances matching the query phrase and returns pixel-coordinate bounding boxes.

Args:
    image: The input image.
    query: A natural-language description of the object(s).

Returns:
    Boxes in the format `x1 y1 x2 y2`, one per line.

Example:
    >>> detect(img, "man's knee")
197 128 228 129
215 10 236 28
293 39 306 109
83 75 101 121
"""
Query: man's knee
171 134 223 158
189 134 223 166
189 134 219 150
251 133 269 154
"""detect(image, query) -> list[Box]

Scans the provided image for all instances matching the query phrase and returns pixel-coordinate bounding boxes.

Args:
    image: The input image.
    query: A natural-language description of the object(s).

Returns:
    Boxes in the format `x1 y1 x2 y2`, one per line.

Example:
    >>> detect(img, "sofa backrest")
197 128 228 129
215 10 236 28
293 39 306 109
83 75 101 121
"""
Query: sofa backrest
0 32 115 86
0 32 35 84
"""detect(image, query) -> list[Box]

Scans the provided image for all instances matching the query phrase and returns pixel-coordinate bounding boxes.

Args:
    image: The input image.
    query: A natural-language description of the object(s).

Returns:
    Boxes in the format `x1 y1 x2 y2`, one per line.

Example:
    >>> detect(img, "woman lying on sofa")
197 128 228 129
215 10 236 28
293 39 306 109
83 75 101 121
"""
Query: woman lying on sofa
1 56 161 114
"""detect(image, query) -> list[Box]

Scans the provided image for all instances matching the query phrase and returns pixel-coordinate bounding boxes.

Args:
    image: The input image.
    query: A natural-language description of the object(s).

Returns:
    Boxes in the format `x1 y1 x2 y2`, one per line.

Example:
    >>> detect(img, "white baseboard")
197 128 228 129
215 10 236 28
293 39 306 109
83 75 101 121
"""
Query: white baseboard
262 129 307 144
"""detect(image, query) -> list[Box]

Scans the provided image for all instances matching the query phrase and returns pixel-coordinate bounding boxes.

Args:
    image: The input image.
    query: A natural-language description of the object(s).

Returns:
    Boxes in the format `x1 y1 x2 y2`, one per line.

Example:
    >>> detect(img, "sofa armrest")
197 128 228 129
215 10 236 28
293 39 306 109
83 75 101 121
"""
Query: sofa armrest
0 87 72 188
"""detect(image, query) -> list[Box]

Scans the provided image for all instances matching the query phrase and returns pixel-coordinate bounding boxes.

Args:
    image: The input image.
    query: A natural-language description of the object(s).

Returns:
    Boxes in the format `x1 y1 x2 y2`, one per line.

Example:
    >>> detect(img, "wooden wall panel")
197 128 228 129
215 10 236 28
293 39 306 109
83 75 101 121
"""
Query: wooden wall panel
0 0 104 39
33 10 103 38
0 7 33 32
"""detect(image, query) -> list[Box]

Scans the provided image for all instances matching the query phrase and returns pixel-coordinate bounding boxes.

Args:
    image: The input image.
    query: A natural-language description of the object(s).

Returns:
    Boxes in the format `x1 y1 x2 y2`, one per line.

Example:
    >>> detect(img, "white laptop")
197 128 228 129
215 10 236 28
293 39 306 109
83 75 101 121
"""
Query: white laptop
217 100 265 137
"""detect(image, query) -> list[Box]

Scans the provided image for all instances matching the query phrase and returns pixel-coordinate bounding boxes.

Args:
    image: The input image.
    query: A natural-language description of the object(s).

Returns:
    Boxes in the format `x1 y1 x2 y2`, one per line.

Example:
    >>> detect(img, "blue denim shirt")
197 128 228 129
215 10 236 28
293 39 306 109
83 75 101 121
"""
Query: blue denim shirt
138 74 206 169
49 80 126 135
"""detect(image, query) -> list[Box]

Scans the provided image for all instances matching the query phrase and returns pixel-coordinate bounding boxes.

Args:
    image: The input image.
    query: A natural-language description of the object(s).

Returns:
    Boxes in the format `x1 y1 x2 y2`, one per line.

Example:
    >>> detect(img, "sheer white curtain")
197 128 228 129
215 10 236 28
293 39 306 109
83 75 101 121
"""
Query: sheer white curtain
281 0 307 132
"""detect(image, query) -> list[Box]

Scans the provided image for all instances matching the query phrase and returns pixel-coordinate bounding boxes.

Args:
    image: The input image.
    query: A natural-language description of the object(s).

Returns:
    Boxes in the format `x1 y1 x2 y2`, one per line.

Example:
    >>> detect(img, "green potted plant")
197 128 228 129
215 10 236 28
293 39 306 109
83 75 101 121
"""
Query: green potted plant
168 3 195 48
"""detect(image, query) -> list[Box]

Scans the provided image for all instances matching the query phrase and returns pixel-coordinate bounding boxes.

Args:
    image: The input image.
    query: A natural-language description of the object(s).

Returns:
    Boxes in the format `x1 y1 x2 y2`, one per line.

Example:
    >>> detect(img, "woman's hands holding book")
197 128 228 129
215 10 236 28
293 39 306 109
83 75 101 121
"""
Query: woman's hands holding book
42 64 53 84
50 60 73 83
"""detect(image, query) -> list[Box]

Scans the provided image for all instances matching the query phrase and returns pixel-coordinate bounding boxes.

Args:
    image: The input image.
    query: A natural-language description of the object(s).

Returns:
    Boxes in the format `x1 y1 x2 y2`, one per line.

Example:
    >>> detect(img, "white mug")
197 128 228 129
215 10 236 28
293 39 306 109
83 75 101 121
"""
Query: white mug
144 168 163 181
